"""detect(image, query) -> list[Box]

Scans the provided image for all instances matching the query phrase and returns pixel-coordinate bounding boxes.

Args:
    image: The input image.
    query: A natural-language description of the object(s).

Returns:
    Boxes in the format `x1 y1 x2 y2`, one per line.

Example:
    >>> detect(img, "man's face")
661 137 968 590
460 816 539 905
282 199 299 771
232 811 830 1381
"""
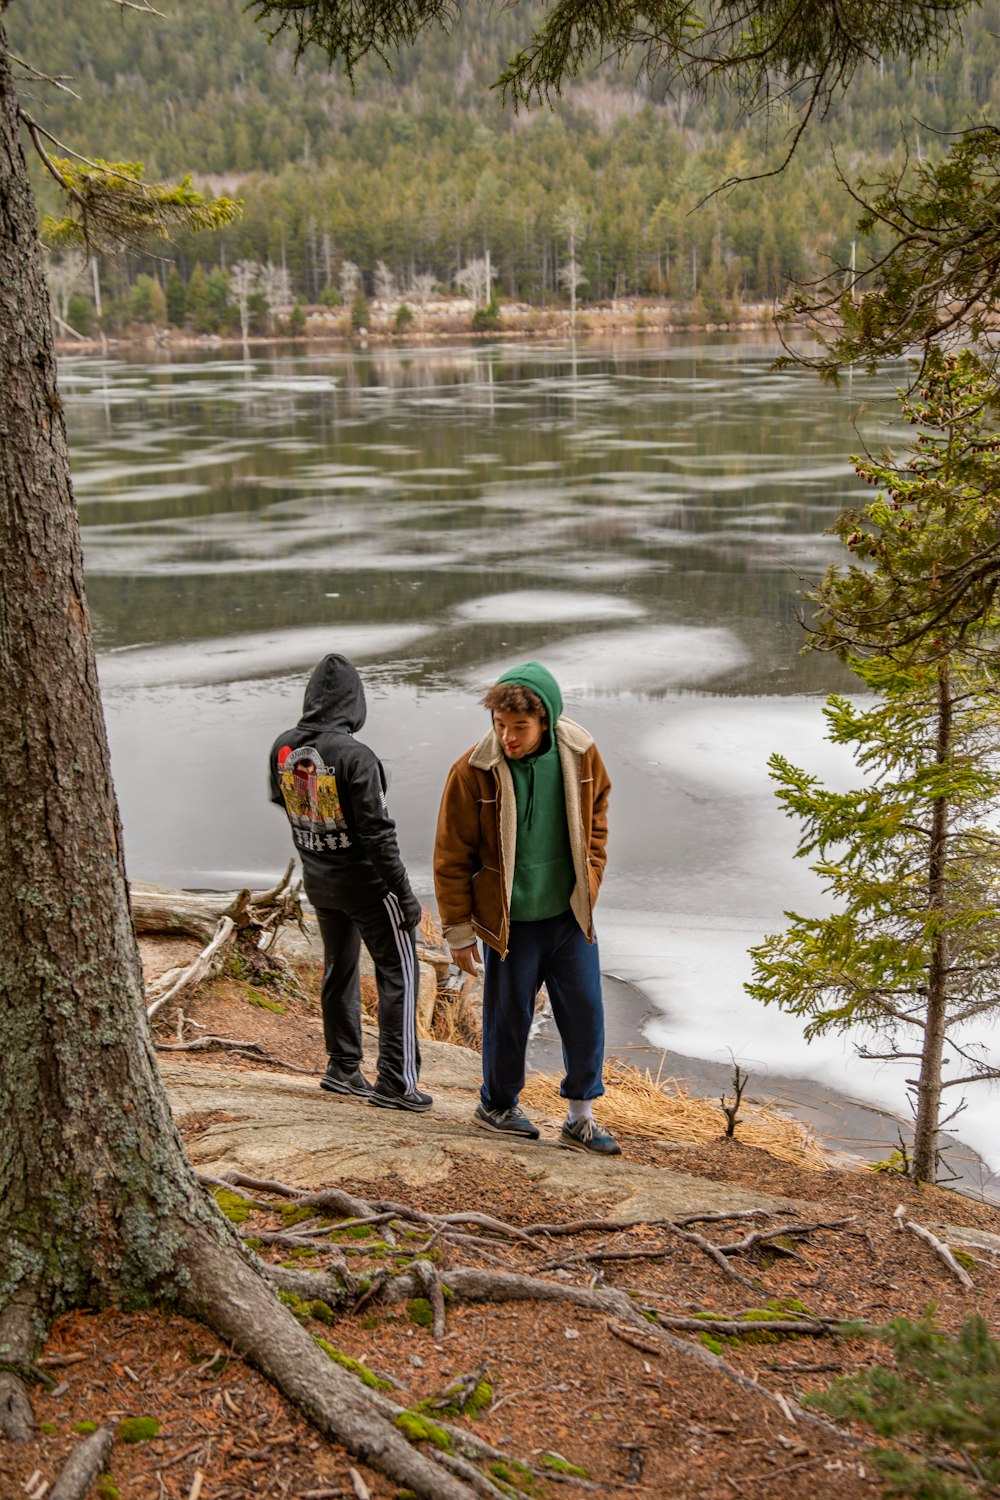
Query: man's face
493 709 547 760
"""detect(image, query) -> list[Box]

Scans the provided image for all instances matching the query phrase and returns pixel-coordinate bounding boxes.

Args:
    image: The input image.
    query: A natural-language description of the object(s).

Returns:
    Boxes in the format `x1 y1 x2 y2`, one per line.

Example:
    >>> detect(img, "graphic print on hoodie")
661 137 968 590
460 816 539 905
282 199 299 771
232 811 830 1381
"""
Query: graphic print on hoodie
276 744 352 854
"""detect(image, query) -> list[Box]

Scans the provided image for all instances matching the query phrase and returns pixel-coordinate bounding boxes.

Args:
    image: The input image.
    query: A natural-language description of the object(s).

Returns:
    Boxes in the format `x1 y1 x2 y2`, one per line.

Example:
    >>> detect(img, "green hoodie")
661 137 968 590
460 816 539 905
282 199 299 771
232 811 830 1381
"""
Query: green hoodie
495 662 575 922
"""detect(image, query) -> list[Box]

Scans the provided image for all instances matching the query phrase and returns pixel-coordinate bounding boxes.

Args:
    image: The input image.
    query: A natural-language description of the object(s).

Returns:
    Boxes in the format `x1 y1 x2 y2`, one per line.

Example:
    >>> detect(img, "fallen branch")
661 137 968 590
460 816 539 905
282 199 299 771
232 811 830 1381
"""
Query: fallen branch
893 1205 975 1289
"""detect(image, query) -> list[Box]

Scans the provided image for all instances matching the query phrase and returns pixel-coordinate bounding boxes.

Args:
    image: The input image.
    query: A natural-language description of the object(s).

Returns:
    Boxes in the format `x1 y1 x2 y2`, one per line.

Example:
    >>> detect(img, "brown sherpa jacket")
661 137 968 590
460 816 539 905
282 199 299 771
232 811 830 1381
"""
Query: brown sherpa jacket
433 717 610 959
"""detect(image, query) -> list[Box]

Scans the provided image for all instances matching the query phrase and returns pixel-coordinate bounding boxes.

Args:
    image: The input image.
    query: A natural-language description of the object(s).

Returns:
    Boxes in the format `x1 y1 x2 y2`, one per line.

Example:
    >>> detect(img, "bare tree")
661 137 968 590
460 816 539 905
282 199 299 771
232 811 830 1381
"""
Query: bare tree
558 197 588 329
374 258 397 307
45 246 87 326
406 270 437 327
339 257 361 304
456 253 495 308
258 259 291 334
229 258 260 353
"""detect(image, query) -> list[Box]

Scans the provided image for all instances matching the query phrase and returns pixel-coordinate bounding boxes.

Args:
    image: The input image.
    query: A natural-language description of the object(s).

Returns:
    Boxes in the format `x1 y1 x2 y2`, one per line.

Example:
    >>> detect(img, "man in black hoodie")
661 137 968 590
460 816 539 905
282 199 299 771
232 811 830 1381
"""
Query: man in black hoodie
269 654 430 1112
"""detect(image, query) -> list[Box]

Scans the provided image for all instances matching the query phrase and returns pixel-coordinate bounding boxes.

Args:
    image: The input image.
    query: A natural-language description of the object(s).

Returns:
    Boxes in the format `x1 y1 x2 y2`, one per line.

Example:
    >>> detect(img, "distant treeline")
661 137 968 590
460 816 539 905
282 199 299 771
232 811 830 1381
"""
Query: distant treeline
16 0 1000 318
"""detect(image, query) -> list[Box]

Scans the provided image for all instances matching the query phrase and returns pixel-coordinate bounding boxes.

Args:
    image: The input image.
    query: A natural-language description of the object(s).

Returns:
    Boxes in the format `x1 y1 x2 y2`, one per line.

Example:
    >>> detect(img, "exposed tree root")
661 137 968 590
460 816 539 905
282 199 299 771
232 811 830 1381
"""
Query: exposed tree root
0 1293 45 1441
48 1424 115 1500
155 1035 315 1072
178 1227 508 1499
264 1252 864 1451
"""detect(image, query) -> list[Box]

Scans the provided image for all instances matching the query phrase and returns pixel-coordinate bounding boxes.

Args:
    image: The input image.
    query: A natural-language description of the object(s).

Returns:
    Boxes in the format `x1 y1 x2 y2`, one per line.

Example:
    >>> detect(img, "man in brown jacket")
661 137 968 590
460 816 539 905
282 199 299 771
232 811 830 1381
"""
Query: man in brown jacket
434 662 620 1155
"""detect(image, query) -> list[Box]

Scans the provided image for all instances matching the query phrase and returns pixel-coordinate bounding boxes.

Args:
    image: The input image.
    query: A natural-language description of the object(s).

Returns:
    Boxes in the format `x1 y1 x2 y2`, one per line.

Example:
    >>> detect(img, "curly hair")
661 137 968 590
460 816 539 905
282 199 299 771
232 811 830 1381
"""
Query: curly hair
481 683 547 719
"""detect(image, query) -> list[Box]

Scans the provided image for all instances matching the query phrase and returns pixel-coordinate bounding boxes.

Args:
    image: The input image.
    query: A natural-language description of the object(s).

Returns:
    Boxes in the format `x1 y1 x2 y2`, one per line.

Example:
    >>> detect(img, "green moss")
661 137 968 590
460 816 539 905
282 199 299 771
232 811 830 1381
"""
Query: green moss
313 1337 393 1390
39 1421 58 1435
329 1223 378 1240
769 1297 807 1315
118 1416 161 1443
394 1247 441 1265
489 1458 535 1484
96 1480 120 1500
277 1203 315 1226
74 1420 98 1434
246 987 286 1013
951 1248 976 1271
540 1452 590 1478
280 1248 318 1263
466 1375 493 1416
417 1374 494 1419
360 1314 383 1330
394 1410 452 1450
211 1188 255 1225
407 1297 434 1329
279 1291 334 1324
699 1333 724 1355
869 1149 909 1176
243 1237 263 1252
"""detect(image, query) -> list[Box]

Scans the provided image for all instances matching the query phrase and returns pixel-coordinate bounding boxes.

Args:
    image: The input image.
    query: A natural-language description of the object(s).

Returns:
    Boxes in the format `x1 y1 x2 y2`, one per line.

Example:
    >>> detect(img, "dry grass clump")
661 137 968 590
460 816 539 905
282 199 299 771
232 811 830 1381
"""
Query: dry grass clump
521 1059 834 1172
422 989 482 1049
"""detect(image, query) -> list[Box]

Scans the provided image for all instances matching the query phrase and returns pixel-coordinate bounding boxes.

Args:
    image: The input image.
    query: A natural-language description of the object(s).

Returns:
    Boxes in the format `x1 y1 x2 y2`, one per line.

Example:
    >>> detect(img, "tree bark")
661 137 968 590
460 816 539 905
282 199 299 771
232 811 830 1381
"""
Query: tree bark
912 660 953 1182
0 23 228 1333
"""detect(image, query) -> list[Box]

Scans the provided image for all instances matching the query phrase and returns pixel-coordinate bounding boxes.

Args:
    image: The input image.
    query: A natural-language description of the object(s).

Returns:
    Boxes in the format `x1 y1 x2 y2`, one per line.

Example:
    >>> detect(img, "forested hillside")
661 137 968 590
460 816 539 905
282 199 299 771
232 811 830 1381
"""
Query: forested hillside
12 0 1000 321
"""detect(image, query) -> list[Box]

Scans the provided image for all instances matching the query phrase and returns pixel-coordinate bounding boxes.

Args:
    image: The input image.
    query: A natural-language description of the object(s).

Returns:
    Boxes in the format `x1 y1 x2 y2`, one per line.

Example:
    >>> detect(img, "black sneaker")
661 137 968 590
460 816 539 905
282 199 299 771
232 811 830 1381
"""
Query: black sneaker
370 1084 433 1113
559 1117 622 1156
474 1102 540 1140
320 1066 375 1099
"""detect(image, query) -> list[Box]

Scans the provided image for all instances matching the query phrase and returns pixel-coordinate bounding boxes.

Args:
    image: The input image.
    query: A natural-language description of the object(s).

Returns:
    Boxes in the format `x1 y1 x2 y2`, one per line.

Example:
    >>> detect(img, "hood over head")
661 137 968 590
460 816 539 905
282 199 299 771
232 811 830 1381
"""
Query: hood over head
495 661 563 737
299 654 366 734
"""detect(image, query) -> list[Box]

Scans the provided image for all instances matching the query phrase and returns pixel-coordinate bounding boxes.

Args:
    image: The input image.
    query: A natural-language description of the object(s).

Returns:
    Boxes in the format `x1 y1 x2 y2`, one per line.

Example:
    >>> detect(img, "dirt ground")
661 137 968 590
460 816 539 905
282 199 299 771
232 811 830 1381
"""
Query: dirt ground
4 940 999 1500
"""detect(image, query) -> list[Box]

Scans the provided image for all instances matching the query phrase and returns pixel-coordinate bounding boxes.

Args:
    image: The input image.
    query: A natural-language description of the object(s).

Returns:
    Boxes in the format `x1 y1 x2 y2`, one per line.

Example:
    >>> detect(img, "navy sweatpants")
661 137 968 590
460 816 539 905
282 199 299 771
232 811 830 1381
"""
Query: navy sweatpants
481 909 605 1113
315 890 420 1096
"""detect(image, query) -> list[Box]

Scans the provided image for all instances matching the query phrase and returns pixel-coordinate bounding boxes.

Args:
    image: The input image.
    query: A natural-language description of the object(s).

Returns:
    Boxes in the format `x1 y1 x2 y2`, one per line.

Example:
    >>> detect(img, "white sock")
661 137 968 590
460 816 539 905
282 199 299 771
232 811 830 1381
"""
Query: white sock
566 1099 593 1124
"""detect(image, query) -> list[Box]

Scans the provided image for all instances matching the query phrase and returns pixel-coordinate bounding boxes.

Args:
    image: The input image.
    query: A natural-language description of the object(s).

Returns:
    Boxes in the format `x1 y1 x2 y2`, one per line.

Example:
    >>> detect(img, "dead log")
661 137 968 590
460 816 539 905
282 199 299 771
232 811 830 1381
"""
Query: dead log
131 860 303 943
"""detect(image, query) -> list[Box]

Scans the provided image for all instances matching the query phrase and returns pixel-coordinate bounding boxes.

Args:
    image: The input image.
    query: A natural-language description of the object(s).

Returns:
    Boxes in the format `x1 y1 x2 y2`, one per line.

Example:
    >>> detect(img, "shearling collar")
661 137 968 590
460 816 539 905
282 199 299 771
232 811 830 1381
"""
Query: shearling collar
468 715 594 771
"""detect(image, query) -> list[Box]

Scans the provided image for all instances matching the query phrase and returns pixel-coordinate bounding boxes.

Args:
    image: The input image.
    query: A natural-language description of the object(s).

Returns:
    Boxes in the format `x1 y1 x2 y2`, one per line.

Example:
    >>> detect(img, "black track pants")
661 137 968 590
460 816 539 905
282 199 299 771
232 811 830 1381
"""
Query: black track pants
314 891 420 1095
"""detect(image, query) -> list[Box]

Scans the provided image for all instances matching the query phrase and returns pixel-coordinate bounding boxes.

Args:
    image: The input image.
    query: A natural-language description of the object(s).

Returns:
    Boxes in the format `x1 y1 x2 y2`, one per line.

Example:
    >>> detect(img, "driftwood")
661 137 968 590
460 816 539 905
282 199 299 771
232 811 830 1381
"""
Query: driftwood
139 864 306 1016
146 917 235 1019
131 862 304 944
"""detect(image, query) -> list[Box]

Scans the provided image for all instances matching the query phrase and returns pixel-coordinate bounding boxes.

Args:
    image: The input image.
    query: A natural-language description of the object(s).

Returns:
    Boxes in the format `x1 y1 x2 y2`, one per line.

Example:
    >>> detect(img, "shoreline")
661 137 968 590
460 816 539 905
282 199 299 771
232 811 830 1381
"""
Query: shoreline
529 974 1000 1203
53 301 787 356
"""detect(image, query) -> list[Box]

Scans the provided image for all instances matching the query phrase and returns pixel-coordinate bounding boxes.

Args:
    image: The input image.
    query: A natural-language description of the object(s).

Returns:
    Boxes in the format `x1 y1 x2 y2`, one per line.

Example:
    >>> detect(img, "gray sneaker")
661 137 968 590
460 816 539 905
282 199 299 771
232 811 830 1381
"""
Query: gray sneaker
320 1066 375 1098
474 1102 540 1139
559 1117 622 1156
370 1085 433 1113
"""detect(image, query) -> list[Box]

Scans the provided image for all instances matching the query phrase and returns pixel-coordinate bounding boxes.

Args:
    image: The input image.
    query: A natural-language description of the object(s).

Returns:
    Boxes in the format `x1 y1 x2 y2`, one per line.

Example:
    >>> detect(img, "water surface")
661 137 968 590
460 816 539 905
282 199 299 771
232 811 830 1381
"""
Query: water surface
63 336 1000 1186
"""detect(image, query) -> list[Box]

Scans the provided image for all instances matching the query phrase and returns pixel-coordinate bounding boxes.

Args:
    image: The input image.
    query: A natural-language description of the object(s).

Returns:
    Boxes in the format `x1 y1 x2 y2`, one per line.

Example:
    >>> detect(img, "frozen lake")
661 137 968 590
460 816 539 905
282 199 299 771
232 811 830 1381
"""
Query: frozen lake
64 335 999 1189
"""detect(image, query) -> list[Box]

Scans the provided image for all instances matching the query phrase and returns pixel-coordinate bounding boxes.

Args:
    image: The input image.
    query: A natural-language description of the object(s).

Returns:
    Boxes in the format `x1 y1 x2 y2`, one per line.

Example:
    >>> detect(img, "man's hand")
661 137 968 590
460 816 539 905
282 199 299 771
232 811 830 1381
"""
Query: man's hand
450 943 483 976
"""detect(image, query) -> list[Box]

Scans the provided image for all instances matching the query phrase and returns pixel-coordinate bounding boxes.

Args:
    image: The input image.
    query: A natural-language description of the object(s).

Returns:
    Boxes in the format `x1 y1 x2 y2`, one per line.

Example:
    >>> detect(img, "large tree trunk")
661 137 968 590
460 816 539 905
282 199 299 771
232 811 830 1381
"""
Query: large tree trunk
0 31 476 1497
0 3 227 1346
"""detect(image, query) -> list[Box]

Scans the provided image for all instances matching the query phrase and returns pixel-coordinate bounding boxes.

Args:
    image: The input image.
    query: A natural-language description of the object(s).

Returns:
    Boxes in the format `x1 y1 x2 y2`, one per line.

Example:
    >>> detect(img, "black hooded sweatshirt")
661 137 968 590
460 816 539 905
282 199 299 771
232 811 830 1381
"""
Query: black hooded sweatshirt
268 654 419 917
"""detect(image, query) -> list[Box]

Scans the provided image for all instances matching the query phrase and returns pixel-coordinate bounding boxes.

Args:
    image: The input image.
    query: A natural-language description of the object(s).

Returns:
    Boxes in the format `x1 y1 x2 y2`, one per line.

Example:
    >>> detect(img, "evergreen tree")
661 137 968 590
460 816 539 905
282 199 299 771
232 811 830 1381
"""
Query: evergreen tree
747 353 1000 1182
165 265 187 325
185 261 212 329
